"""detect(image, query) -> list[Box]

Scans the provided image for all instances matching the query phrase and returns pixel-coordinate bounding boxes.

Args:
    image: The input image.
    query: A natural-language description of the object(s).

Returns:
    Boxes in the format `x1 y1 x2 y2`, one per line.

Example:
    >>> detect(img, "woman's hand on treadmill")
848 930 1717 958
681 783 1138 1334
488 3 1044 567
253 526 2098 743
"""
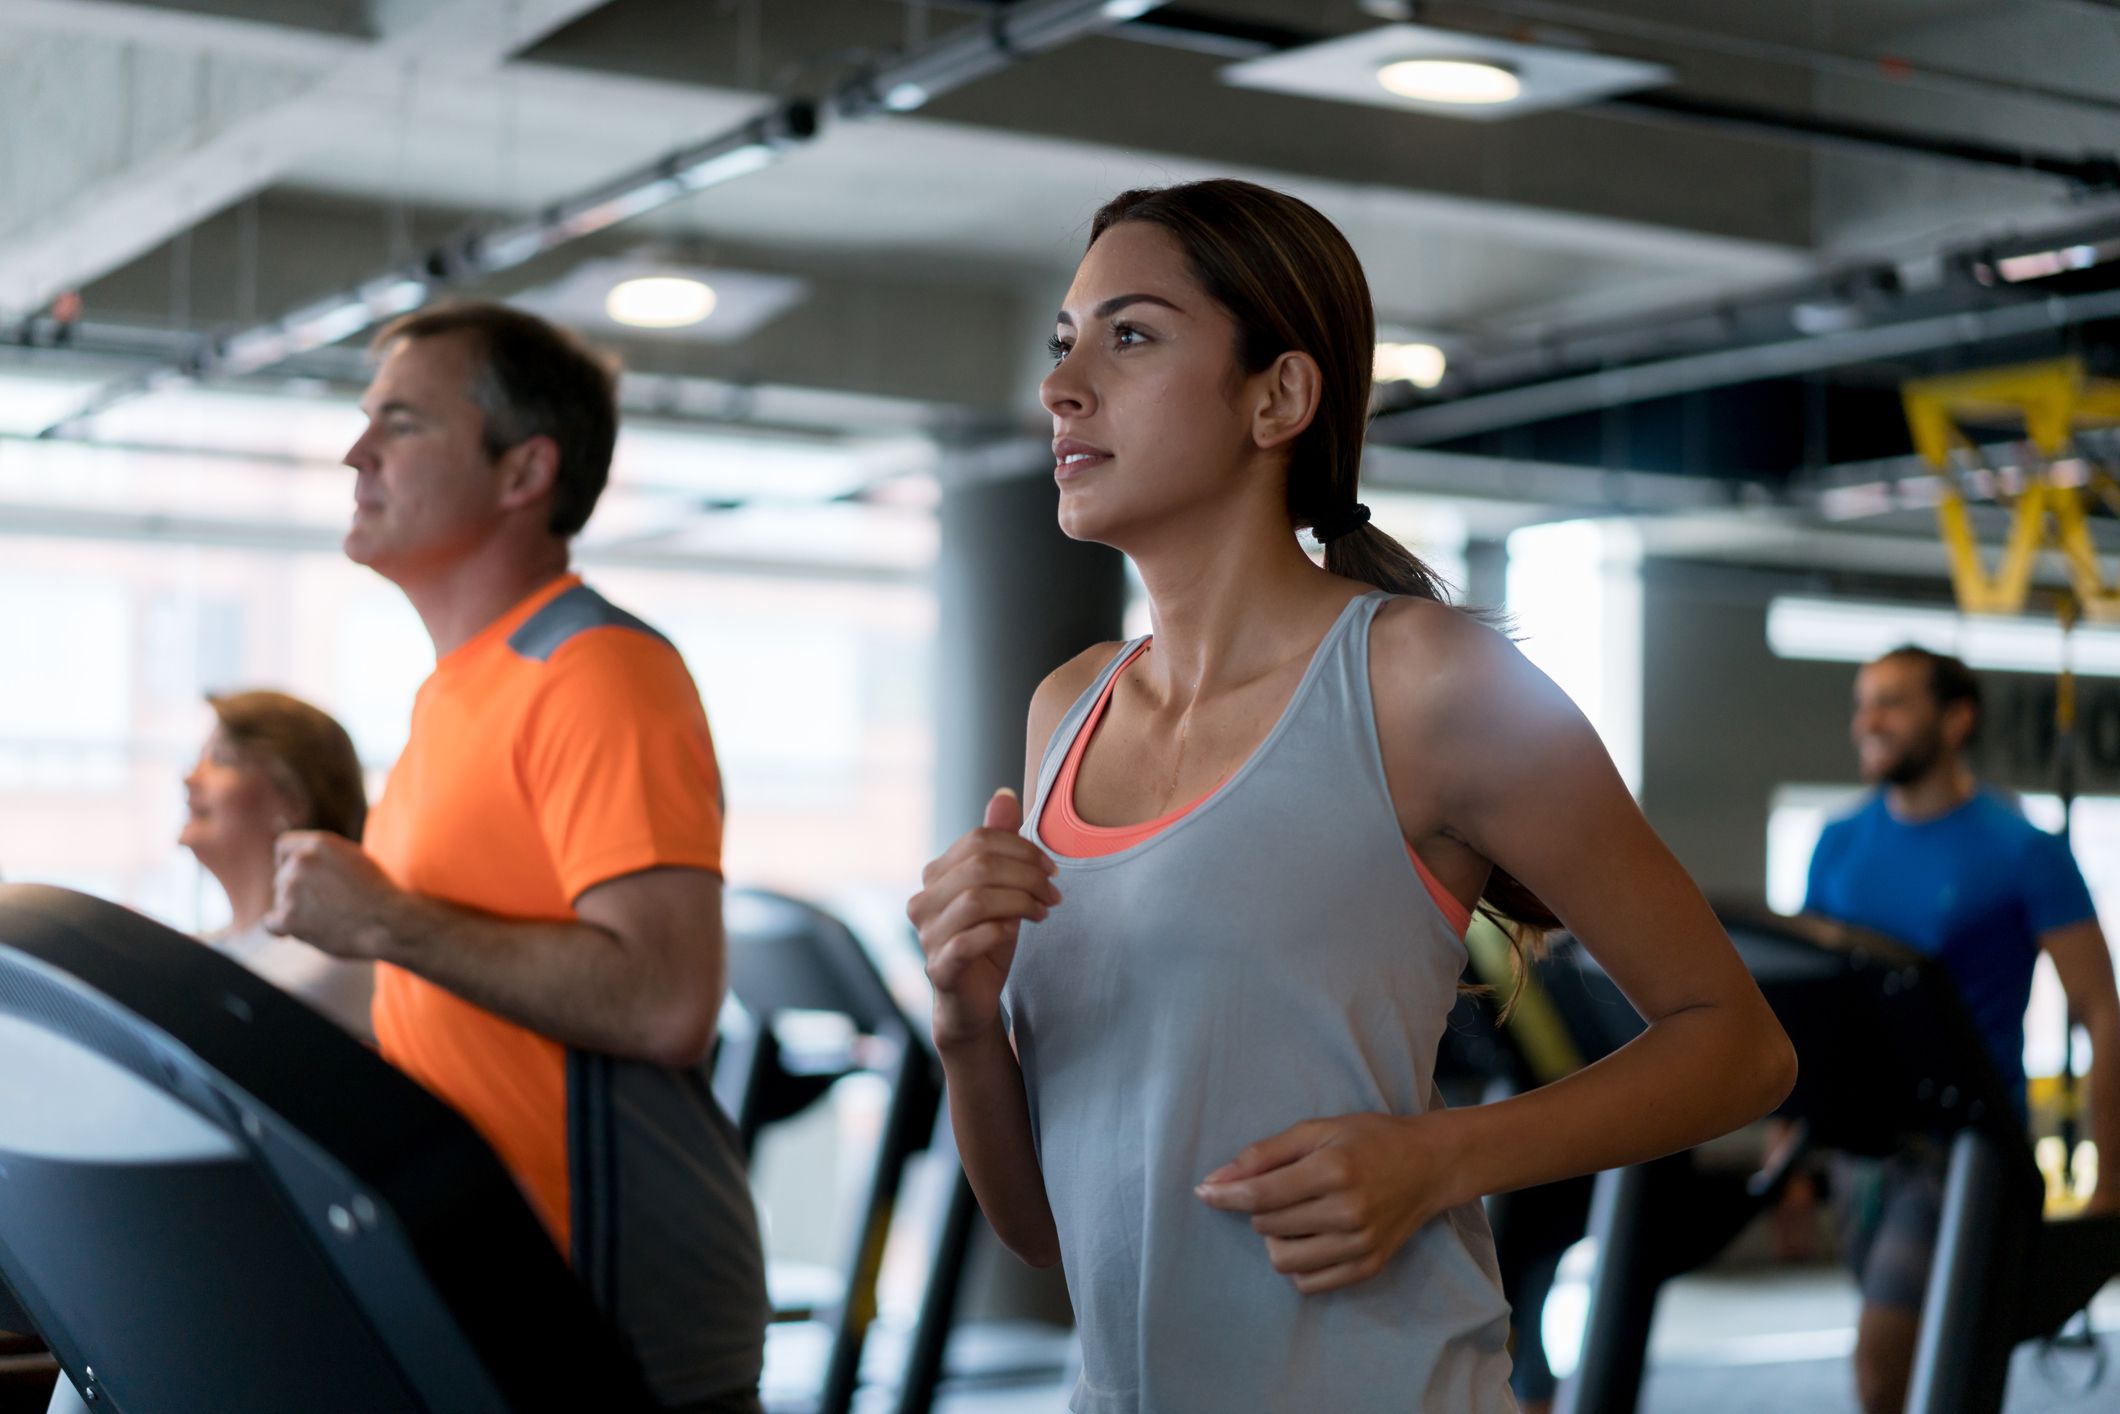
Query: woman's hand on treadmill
1195 1110 1464 1294
267 831 410 961
909 788 1061 1050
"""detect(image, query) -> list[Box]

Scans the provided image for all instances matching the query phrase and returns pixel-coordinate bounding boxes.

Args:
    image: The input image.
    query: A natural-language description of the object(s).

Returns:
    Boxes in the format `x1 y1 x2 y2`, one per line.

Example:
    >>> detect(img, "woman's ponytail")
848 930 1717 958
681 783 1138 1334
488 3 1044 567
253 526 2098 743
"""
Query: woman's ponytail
1091 180 1561 994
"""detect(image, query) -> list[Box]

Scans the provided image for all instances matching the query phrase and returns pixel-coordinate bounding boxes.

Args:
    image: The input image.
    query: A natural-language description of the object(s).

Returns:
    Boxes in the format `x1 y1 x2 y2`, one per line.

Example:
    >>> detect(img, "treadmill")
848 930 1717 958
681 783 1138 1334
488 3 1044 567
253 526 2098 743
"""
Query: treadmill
0 882 658 1413
1552 905 2120 1414
714 890 1076 1414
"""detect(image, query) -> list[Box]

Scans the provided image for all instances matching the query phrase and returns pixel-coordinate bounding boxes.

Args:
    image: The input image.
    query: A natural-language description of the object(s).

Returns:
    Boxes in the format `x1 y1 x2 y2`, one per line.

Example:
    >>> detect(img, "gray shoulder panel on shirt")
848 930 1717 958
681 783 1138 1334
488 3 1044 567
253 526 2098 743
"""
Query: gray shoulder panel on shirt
508 584 670 662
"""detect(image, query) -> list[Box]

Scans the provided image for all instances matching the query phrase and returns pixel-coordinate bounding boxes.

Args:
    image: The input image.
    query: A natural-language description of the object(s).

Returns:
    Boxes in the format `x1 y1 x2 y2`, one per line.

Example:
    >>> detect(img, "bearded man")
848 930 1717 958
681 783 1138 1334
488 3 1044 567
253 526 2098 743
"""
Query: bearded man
1804 645 2118 1414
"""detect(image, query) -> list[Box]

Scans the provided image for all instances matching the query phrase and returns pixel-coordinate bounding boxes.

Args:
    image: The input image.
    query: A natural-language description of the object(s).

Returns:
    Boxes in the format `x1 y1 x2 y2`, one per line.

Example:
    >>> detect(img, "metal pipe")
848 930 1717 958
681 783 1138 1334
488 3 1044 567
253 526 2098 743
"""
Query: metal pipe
41 0 1168 434
836 0 1166 117
1413 199 2120 399
1447 0 2120 124
1372 287 2120 447
1603 90 2120 190
1094 4 2120 188
1906 1130 2015 1414
1558 1163 1660 1414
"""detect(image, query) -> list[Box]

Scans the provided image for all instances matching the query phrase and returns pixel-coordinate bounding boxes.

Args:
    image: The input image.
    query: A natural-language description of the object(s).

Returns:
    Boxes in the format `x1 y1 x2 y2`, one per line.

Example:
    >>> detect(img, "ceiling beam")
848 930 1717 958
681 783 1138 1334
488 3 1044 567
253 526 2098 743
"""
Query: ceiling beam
0 0 365 64
1373 284 2120 447
0 499 921 584
1361 444 1770 516
0 0 616 319
33 0 1173 432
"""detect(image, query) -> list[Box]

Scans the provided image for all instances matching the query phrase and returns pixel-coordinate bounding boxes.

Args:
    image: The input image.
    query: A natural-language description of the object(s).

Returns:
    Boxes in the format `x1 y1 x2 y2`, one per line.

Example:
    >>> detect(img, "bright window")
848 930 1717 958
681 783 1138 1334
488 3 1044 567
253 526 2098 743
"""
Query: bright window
1767 595 2120 679
1506 519 1644 793
0 537 934 933
0 390 941 1303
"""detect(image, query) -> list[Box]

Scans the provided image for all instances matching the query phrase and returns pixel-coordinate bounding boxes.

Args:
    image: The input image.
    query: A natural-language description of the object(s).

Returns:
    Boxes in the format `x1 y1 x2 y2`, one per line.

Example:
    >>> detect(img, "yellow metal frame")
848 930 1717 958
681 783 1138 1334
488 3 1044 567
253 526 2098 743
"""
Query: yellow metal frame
1899 357 2120 622
1900 360 2119 1210
1464 916 1583 1085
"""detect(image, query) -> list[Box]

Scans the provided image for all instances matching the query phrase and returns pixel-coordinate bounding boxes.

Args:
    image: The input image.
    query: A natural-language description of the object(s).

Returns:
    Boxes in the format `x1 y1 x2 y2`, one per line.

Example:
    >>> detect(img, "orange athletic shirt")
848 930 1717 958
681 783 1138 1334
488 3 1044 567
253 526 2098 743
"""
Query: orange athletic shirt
363 573 724 1248
1040 641 1474 936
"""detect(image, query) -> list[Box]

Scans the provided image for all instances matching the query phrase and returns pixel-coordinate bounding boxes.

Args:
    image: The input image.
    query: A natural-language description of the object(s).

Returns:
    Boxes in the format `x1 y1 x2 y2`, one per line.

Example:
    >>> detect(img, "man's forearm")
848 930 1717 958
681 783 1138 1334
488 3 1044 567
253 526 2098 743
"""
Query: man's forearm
2085 1018 2120 1205
376 892 706 1064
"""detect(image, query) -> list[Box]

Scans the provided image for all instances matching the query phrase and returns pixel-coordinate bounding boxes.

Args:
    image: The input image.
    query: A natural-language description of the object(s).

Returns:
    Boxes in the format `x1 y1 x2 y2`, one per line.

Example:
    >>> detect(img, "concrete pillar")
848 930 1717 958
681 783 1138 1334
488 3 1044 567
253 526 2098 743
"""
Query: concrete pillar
929 459 1124 1335
934 466 1126 845
1464 537 1508 615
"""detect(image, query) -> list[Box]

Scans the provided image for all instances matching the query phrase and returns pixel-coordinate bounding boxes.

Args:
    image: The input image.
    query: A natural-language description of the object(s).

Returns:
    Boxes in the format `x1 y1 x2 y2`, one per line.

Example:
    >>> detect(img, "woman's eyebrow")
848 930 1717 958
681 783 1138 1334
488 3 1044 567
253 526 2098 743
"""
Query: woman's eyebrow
1054 293 1186 327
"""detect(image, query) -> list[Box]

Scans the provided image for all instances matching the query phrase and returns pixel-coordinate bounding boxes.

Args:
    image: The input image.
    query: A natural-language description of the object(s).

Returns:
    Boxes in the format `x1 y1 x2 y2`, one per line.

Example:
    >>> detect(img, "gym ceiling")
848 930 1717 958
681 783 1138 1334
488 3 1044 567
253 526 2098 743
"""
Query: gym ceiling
4 0 2118 578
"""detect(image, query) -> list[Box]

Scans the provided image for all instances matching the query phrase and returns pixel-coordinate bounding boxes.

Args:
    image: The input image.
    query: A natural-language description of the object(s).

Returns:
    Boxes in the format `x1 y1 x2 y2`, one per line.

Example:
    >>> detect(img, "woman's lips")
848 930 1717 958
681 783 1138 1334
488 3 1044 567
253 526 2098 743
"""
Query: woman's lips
1054 451 1111 480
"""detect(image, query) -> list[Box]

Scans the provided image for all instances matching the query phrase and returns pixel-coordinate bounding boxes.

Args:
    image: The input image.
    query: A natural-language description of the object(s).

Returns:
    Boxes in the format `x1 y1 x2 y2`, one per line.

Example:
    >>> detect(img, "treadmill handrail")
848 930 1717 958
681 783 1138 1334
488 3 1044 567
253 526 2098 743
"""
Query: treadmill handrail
0 883 656 1412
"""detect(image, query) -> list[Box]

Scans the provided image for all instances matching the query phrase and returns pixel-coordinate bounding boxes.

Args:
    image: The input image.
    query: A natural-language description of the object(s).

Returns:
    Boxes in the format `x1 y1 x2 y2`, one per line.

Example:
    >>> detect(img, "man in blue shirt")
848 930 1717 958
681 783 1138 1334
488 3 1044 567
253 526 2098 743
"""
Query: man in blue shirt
1805 645 2119 1414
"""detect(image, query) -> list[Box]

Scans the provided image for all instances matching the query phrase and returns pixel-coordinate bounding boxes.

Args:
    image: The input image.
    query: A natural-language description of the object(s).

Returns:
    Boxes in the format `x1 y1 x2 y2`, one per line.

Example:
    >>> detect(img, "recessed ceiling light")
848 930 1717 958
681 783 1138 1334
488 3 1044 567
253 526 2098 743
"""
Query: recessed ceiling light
523 259 806 343
1374 342 1447 388
606 276 718 329
1223 23 1669 123
1377 58 1520 106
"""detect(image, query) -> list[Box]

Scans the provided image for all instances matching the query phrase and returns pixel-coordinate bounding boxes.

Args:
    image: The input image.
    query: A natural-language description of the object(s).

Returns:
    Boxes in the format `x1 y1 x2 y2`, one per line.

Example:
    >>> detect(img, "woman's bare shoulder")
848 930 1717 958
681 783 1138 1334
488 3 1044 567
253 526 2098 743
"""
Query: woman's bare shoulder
1368 595 1582 764
1369 596 1520 701
1034 640 1127 712
1023 640 1130 777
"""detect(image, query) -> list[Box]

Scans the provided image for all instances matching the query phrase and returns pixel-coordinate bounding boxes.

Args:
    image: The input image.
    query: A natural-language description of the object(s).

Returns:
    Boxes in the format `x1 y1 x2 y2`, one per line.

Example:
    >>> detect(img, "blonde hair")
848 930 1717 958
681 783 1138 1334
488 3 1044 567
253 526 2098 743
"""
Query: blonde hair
206 691 367 841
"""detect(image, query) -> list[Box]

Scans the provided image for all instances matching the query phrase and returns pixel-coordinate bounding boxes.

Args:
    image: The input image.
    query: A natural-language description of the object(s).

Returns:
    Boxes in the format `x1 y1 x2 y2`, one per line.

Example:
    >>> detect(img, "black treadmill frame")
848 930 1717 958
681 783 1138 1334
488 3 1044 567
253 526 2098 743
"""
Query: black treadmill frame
0 883 655 1414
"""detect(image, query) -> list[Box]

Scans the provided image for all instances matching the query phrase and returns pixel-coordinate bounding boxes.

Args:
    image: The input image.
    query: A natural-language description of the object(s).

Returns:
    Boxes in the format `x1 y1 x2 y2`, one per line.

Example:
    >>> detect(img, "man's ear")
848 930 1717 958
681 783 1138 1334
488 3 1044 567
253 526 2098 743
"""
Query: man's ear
496 435 560 515
1943 698 1979 752
1250 350 1321 454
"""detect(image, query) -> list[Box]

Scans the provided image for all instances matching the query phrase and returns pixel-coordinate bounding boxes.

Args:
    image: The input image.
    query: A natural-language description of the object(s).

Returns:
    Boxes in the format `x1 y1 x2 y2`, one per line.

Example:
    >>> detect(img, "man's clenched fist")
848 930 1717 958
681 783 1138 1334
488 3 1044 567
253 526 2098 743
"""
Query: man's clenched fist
267 831 405 960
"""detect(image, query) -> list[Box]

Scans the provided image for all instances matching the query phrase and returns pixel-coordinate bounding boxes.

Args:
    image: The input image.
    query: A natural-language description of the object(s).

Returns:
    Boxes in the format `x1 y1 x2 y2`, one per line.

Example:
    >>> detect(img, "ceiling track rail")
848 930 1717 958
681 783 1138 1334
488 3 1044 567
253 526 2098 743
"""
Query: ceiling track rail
36 0 1171 437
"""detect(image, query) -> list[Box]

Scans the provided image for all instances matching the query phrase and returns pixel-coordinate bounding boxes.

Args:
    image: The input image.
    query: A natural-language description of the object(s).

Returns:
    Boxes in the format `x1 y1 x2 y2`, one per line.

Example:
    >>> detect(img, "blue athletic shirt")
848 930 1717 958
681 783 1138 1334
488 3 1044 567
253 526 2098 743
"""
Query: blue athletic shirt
1804 788 2096 1107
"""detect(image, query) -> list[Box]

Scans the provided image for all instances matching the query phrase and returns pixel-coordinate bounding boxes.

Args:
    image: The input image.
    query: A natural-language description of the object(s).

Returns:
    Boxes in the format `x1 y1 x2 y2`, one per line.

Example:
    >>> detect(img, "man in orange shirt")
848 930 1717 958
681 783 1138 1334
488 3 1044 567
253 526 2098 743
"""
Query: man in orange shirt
266 303 766 1412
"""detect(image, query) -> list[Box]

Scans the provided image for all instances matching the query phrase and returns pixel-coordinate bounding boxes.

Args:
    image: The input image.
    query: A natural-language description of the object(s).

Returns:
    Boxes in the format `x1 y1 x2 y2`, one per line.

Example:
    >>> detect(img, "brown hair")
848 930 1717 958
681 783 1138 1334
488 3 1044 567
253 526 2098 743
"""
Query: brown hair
373 301 620 537
206 691 368 842
1088 180 1560 988
1875 645 1982 740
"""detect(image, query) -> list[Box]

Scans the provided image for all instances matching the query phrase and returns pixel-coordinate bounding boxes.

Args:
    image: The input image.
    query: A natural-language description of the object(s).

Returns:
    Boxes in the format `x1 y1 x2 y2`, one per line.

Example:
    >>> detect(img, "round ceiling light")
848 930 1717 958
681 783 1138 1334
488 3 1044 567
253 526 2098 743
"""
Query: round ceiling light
1374 342 1447 389
606 276 718 329
1376 58 1522 106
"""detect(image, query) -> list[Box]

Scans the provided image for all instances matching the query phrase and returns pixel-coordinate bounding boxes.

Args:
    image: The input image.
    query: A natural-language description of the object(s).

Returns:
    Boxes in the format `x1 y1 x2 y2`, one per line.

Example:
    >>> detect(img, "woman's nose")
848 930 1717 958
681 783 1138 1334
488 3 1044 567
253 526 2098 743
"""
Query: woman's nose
1040 352 1091 418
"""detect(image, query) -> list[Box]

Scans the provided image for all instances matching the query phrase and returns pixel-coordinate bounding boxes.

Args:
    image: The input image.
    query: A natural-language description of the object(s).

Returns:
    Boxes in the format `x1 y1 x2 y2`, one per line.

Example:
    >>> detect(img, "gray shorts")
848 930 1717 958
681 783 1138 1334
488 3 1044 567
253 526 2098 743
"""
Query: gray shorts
1832 1146 1947 1311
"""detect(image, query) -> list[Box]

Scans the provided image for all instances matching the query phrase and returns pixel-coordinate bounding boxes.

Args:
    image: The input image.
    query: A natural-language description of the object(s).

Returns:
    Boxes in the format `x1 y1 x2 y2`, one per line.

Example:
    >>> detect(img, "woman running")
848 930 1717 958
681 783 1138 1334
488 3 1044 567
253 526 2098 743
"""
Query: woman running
907 179 1796 1412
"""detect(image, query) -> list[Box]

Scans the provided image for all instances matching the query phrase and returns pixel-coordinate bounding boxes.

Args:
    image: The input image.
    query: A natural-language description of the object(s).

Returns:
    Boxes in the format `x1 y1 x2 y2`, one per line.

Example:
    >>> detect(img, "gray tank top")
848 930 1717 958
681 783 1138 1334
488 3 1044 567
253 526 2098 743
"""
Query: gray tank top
1002 592 1517 1414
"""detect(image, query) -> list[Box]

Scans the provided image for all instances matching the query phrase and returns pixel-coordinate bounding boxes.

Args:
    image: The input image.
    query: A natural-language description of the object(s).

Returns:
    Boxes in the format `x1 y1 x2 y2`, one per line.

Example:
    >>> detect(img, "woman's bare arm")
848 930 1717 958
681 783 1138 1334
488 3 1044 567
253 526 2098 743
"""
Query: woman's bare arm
908 646 1113 1267
1199 601 1794 1292
1403 602 1795 1195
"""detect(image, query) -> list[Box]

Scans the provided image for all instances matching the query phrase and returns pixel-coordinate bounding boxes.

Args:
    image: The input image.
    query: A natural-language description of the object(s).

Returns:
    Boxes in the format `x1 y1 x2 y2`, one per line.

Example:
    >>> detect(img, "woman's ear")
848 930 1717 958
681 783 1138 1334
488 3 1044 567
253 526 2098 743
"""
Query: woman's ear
1250 350 1321 454
269 779 310 837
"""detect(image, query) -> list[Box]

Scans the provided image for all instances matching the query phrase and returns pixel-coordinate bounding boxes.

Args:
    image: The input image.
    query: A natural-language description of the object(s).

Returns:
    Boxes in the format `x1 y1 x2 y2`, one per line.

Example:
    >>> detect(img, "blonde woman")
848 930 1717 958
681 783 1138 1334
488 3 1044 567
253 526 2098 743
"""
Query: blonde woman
180 690 375 1039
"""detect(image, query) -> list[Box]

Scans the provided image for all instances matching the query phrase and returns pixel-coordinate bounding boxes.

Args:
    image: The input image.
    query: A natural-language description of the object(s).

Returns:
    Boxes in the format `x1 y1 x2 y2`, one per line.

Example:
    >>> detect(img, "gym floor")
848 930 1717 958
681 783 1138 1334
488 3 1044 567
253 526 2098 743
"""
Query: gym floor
858 1270 2120 1412
1632 1270 2120 1412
